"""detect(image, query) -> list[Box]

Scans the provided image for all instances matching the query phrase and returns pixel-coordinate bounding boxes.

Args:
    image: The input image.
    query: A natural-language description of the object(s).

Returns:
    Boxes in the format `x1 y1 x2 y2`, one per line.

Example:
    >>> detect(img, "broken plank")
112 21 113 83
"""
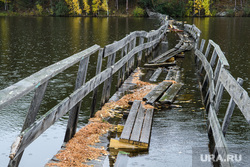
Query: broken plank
149 48 176 64
109 139 147 150
144 62 176 68
165 69 177 81
120 100 141 142
149 68 162 82
143 81 172 101
114 152 129 167
147 90 166 105
130 104 145 144
140 108 154 146
159 83 182 104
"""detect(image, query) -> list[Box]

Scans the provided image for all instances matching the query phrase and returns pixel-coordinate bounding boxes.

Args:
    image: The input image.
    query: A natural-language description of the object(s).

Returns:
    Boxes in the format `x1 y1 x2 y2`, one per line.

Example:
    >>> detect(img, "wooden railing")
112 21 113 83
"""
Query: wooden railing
184 24 201 49
0 19 168 166
194 37 250 167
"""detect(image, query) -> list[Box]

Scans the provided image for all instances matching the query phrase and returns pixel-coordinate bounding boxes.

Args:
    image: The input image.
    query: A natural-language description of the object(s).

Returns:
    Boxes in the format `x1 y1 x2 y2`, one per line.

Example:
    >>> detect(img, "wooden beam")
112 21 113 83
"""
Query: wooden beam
222 78 244 136
159 83 182 104
140 108 154 146
0 45 100 110
149 68 162 82
64 55 90 142
120 100 141 142
90 48 103 117
219 68 250 124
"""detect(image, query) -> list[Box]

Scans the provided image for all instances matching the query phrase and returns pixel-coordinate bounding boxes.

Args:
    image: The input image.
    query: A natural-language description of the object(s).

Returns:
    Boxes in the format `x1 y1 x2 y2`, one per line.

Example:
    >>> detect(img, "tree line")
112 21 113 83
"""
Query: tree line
1 0 250 16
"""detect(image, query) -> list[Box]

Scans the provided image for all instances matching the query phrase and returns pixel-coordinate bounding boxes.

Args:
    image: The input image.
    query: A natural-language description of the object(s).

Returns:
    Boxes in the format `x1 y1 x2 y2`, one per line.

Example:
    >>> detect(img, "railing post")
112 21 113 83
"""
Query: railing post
137 37 144 66
101 53 116 106
64 56 90 142
90 48 103 117
117 47 125 89
222 78 243 136
8 81 48 167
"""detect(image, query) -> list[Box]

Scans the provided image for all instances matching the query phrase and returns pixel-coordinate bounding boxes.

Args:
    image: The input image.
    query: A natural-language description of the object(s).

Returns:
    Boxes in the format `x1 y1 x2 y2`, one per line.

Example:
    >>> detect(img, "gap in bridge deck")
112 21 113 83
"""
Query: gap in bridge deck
103 33 211 167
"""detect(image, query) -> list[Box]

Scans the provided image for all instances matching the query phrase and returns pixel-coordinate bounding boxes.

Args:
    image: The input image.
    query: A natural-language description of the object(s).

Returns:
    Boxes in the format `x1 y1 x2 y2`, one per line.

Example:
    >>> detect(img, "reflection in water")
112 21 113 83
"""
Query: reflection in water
0 16 159 167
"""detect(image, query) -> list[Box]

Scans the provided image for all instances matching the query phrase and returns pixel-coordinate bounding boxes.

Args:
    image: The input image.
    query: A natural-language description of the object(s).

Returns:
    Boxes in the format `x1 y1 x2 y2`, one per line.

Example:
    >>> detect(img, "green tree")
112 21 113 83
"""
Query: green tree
202 0 211 16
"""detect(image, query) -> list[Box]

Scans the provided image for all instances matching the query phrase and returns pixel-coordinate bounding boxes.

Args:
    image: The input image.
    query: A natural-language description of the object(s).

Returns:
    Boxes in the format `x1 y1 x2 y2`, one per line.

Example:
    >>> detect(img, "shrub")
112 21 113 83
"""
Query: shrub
243 6 250 16
36 4 43 15
55 1 69 16
211 9 217 16
226 9 235 17
133 7 145 17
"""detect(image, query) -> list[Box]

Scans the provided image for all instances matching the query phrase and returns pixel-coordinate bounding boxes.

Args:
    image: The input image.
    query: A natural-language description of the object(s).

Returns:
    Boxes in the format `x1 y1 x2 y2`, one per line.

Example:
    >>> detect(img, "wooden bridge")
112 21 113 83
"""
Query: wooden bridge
0 14 249 167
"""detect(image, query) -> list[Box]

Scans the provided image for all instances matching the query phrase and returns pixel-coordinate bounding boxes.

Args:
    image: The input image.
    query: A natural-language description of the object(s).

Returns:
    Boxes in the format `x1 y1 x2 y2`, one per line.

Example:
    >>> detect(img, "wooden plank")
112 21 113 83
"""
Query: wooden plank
64 55 90 142
165 69 177 81
159 83 182 104
195 49 215 100
199 39 206 53
219 67 250 124
208 105 233 167
114 152 129 167
147 90 165 105
10 67 112 160
117 47 124 89
120 100 141 142
149 68 162 82
90 48 103 117
106 53 116 101
209 40 229 68
137 37 145 66
149 48 176 64
140 108 154 146
143 81 172 101
222 78 243 136
0 45 100 110
9 81 48 166
130 104 145 143
144 62 176 68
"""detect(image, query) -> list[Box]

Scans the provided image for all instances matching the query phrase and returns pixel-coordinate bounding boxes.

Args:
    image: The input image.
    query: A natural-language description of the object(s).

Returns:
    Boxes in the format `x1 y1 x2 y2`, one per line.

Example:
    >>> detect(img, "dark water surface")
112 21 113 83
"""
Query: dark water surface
0 17 159 167
0 17 249 167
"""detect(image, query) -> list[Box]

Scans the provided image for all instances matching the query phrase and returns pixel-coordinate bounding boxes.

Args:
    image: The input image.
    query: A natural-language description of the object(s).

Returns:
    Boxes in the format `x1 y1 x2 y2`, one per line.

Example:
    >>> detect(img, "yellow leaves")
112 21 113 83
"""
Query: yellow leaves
83 0 90 14
92 0 101 14
101 0 108 12
65 0 82 15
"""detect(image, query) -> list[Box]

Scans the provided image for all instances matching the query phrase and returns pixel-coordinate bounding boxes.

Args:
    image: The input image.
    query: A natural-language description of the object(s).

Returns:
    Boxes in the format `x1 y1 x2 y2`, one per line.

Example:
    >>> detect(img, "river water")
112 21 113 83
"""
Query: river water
0 17 249 167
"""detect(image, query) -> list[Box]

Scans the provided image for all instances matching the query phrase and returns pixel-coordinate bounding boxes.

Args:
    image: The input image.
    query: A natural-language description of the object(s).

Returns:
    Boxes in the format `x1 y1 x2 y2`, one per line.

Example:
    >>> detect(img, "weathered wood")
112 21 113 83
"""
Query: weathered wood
143 81 172 101
90 48 104 117
144 62 176 68
165 69 177 80
9 81 48 166
149 68 162 82
175 70 181 83
130 104 145 143
120 100 141 142
159 83 182 104
114 152 129 167
199 39 206 53
137 37 145 66
149 48 176 64
10 67 113 160
208 105 233 167
147 90 165 105
195 49 215 101
117 47 124 89
105 53 116 102
0 45 100 110
219 67 250 124
222 78 244 136
140 108 154 146
101 54 113 106
64 55 90 142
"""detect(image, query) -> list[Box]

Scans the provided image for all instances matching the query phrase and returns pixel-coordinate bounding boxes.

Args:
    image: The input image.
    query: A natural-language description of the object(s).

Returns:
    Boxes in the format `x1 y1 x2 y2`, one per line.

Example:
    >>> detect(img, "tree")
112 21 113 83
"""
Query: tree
194 0 203 16
202 0 211 16
92 0 101 15
101 0 109 15
83 0 90 14
65 0 82 15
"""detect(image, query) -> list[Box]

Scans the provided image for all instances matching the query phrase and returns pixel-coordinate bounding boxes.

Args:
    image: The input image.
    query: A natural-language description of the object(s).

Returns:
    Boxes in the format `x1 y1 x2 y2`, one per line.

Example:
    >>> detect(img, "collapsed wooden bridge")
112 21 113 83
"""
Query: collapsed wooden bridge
0 14 249 167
